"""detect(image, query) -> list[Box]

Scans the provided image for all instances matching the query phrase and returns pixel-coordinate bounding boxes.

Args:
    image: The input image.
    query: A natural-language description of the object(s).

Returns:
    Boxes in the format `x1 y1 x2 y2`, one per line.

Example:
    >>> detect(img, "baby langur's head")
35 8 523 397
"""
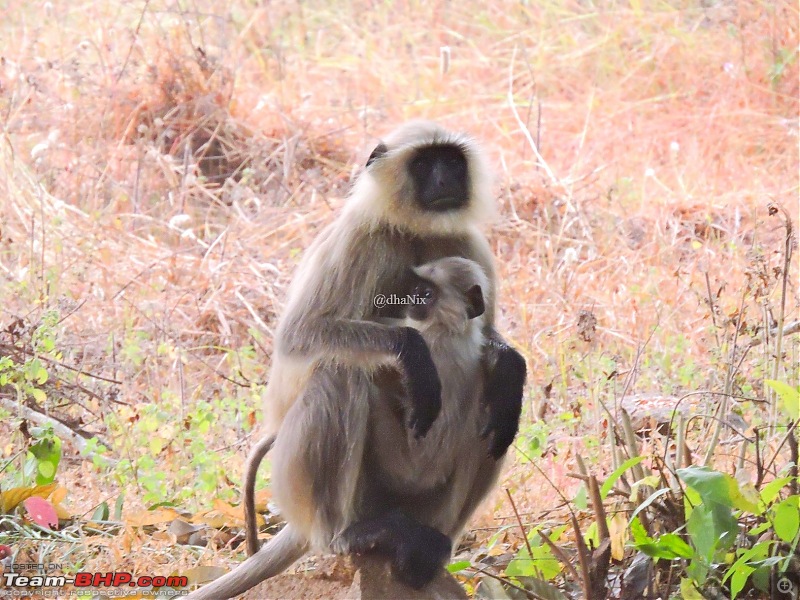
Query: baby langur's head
404 257 488 335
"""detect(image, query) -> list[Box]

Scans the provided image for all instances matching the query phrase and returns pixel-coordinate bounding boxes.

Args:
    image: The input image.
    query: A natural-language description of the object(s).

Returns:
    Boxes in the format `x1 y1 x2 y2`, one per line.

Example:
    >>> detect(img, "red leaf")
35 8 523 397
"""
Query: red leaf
23 496 58 530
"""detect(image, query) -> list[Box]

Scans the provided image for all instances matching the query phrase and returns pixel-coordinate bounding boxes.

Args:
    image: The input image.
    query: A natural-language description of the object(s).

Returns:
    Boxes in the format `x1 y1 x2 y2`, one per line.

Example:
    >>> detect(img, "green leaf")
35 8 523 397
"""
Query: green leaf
730 564 755 599
679 466 756 511
630 518 693 559
749 520 771 537
114 493 125 521
505 528 564 581
92 502 109 522
772 496 800 542
28 437 61 485
765 380 800 419
686 504 716 558
30 388 47 403
680 578 704 599
723 540 773 585
514 577 569 600
686 504 716 583
505 544 561 580
573 484 588 510
149 437 163 455
634 535 694 560
37 460 56 481
583 521 600 549
678 466 748 551
760 477 792 506
446 560 471 573
601 455 646 500
629 516 652 545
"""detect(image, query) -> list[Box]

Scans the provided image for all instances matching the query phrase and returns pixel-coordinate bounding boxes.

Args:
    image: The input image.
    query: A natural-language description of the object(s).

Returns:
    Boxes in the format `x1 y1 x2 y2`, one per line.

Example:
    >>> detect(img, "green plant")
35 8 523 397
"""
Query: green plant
629 464 799 598
0 309 59 412
505 525 568 581
26 426 62 486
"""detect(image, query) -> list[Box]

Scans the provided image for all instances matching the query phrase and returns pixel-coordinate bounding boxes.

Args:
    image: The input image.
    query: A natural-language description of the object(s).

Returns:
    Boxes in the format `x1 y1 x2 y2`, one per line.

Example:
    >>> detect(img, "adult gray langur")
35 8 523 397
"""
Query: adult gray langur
186 121 526 599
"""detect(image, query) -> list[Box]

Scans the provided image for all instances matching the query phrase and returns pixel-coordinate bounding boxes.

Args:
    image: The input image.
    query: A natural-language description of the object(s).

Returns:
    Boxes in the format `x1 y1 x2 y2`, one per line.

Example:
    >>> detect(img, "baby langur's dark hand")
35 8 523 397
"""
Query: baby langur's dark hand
395 327 442 438
481 348 526 459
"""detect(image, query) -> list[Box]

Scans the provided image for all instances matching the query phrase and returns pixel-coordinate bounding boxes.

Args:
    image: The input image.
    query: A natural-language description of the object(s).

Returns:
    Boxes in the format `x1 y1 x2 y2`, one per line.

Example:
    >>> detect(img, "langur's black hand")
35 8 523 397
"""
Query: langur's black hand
395 327 442 438
481 347 526 459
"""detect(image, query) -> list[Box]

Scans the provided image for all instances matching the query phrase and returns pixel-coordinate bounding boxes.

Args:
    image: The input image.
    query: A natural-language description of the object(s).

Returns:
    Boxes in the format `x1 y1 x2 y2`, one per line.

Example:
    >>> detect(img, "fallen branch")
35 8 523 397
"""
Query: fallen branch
0 396 116 468
747 320 800 347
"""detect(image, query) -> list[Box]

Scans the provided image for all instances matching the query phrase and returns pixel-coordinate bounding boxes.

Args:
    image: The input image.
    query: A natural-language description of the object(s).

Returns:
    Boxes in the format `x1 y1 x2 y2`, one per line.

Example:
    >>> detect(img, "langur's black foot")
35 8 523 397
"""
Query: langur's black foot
341 510 452 589
391 521 452 589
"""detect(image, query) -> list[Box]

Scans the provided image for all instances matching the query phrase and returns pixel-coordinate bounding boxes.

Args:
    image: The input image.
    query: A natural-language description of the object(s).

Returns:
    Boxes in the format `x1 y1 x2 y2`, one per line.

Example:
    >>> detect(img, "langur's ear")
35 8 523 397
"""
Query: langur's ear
465 285 485 320
366 142 388 168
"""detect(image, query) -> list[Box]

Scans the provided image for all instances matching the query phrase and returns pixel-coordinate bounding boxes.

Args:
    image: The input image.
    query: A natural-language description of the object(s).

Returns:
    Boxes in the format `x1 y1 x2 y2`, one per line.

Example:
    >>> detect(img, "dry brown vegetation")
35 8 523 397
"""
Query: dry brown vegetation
0 0 798 597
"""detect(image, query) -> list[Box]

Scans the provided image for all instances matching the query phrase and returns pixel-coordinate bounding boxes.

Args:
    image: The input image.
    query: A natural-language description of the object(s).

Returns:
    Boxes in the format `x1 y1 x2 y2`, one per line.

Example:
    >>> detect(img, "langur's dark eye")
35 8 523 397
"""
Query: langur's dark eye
413 284 434 300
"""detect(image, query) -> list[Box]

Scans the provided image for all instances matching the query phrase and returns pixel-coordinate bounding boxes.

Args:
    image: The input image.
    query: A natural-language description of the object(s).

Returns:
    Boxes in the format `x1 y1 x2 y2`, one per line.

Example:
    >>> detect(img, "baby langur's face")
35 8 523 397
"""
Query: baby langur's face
404 258 486 332
407 278 438 323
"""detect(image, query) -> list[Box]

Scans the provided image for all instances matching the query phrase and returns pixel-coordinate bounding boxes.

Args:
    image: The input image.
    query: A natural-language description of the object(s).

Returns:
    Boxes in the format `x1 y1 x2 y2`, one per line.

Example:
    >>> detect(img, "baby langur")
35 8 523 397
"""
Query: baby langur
357 257 503 550
190 258 502 599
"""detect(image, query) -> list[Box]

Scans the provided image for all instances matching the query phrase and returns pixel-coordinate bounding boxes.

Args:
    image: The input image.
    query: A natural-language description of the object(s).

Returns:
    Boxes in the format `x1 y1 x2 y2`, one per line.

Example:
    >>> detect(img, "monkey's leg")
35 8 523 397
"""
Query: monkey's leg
448 453 505 540
271 366 371 549
481 333 527 458
339 510 452 590
413 438 503 542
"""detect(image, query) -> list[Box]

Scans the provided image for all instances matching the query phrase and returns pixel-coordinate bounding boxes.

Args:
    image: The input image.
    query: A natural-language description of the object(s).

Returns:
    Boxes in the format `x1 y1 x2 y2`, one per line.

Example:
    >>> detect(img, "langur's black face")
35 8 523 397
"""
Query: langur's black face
405 272 485 324
407 145 470 212
408 279 438 322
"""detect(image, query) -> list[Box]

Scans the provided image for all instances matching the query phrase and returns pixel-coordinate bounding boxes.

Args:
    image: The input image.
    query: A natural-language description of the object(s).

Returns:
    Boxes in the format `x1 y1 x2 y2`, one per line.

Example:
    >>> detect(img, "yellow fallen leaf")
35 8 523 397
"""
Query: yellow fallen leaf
191 511 230 530
1 483 58 513
609 512 628 561
49 486 70 520
125 508 181 527
31 483 57 499
49 486 67 504
212 498 245 522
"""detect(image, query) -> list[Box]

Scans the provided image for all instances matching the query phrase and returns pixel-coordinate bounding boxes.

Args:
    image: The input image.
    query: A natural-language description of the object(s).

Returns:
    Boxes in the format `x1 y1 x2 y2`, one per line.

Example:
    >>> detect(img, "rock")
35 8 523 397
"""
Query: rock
351 555 468 600
240 555 468 600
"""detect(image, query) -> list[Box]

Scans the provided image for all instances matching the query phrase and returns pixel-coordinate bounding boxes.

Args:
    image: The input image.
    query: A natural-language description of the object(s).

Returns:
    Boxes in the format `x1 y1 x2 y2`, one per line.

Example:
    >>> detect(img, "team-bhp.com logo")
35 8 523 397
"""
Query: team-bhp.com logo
4 571 188 590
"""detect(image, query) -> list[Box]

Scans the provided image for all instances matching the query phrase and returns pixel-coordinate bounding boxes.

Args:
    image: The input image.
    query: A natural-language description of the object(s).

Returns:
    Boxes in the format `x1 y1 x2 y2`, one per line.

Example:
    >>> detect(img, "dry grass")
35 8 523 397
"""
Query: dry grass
0 0 797 591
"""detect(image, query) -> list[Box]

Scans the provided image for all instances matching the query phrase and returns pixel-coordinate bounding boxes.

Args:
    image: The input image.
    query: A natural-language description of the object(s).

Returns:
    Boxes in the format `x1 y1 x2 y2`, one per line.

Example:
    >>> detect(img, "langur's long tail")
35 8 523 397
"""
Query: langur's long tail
243 434 277 556
185 524 309 600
